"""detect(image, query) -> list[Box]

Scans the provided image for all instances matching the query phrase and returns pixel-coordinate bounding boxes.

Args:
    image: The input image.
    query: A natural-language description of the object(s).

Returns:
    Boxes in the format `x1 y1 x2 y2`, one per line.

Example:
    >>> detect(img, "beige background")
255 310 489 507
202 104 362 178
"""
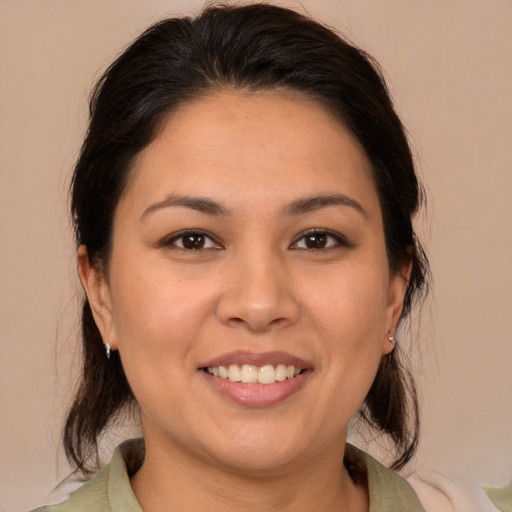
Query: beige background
1 1 511 510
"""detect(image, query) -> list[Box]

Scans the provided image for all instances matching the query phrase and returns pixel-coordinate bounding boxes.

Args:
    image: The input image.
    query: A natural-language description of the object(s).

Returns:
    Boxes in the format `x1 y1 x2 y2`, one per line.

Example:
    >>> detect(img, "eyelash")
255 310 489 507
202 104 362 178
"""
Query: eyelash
290 229 350 251
163 230 223 251
163 228 349 253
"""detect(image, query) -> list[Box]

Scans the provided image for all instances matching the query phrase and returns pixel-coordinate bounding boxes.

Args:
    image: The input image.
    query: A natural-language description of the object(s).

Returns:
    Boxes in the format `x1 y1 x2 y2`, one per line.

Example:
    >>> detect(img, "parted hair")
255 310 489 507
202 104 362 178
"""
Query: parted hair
66 2 429 475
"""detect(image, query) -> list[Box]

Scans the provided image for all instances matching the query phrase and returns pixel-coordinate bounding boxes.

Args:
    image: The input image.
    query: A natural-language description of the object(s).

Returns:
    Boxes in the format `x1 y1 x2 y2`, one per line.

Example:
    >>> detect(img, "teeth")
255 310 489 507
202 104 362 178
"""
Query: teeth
258 365 275 384
228 364 241 382
240 364 258 383
275 364 287 382
205 364 303 385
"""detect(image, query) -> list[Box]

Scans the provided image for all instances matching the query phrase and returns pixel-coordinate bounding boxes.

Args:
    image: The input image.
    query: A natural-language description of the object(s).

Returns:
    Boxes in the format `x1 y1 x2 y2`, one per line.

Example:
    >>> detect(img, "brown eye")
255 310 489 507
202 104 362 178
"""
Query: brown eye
291 230 348 250
166 231 221 250
182 234 206 250
304 233 328 249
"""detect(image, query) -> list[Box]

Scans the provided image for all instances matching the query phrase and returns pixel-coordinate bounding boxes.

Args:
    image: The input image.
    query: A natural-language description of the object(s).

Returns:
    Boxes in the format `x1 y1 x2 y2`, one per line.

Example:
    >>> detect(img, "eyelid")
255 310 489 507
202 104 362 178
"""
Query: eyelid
163 229 223 249
290 228 350 250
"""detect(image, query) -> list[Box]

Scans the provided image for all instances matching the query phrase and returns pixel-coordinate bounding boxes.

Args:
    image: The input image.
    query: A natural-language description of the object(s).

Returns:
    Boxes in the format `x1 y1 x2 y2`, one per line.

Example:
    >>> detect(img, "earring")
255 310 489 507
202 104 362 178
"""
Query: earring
105 341 111 360
388 334 395 346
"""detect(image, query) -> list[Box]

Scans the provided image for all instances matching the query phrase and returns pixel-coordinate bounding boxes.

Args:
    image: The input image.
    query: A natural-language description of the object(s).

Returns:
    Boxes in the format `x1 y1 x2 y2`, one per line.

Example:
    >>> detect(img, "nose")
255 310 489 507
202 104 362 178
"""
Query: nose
216 250 300 333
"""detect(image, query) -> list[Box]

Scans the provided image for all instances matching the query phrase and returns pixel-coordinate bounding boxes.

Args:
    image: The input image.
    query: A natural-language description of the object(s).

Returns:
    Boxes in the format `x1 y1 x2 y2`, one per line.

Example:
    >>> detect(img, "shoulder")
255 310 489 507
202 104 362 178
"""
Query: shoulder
347 444 503 512
483 482 512 512
346 444 426 512
29 438 144 512
406 469 505 512
30 463 112 512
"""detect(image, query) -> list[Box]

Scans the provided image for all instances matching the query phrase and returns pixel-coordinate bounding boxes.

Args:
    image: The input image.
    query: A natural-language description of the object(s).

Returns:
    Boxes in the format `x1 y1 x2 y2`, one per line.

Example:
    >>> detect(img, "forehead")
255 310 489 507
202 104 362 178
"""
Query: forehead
121 89 380 218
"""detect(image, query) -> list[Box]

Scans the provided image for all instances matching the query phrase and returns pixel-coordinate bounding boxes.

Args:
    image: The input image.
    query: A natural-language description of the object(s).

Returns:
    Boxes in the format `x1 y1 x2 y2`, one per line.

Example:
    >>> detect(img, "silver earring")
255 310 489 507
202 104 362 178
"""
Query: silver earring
105 341 111 359
388 334 395 346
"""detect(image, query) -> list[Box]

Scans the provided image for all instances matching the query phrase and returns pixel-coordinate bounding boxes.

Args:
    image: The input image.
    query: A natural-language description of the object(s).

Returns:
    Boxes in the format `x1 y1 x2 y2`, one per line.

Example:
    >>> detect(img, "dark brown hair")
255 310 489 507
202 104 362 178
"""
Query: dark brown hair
66 2 429 475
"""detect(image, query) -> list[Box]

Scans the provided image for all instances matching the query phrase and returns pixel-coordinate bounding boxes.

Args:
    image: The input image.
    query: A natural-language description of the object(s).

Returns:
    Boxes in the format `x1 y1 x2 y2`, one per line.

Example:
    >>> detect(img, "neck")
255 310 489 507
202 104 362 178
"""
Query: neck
130 433 369 512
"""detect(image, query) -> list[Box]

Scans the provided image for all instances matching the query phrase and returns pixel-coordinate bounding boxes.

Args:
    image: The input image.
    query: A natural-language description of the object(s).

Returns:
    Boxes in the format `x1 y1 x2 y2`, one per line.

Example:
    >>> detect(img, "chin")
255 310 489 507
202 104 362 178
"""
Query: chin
213 447 304 475
199 425 314 474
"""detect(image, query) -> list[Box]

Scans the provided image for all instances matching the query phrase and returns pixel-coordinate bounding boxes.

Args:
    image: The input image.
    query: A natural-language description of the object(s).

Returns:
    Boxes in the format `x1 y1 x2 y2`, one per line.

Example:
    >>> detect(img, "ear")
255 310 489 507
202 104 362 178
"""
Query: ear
77 245 118 350
382 258 412 355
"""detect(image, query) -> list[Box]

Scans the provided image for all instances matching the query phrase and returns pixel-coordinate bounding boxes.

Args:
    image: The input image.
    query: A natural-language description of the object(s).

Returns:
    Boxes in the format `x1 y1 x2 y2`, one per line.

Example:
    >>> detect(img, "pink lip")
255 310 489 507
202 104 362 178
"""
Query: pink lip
201 369 312 407
199 350 312 369
198 350 314 408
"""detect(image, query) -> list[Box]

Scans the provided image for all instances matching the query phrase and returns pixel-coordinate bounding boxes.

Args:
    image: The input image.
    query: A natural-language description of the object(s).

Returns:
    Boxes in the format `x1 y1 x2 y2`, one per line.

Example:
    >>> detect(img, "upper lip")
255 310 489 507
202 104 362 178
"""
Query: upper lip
199 350 313 369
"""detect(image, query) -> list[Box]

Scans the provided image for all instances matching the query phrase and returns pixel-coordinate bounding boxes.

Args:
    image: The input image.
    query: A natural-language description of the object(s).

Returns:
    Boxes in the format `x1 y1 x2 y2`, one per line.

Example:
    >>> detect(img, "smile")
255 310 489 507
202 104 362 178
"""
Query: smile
204 364 303 385
199 351 312 406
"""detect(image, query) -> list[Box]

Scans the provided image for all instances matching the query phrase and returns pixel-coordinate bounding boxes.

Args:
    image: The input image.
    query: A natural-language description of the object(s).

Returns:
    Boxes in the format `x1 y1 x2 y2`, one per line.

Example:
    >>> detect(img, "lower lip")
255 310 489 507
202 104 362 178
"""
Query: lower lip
201 370 312 407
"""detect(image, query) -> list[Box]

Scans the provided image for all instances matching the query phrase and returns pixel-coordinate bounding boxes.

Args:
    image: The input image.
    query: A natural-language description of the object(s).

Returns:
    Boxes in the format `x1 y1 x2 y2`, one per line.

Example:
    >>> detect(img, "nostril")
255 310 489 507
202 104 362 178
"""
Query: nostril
225 315 290 332
216 282 301 332
269 317 289 327
226 317 244 327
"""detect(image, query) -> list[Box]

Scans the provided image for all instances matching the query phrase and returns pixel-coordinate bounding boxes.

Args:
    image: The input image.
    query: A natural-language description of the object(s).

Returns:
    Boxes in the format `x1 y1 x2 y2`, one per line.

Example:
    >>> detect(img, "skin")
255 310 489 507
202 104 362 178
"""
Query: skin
79 90 409 512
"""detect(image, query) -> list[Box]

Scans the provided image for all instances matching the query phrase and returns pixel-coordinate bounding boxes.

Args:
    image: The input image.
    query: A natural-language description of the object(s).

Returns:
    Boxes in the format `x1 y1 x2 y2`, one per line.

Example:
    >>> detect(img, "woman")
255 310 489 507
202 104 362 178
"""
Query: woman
35 3 431 511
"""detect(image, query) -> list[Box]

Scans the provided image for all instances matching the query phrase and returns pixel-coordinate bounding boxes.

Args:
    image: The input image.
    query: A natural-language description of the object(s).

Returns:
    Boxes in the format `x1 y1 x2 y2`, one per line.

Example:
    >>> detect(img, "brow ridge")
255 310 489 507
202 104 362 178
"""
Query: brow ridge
282 194 367 217
140 194 232 221
141 192 366 221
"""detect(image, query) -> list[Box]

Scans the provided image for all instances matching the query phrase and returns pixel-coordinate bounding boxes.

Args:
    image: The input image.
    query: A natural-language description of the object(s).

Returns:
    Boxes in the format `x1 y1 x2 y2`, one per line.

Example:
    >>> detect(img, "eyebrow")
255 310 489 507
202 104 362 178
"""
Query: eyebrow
282 194 367 218
140 192 367 222
140 194 232 221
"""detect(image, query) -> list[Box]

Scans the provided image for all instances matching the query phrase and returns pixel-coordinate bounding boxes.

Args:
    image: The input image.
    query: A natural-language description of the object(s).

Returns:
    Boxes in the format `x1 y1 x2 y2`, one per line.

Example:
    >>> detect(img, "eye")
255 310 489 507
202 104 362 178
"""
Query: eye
165 230 222 250
291 230 348 250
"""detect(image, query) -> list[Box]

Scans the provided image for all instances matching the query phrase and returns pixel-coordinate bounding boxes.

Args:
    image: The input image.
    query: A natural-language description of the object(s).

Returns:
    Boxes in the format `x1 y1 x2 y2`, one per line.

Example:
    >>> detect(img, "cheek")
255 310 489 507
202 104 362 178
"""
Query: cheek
108 258 218 363
305 264 390 389
306 263 390 335
107 268 217 417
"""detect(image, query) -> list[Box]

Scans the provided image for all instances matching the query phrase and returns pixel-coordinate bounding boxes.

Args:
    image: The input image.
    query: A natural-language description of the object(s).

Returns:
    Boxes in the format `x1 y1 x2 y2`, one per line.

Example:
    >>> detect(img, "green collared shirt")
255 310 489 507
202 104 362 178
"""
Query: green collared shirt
484 482 512 512
33 438 425 512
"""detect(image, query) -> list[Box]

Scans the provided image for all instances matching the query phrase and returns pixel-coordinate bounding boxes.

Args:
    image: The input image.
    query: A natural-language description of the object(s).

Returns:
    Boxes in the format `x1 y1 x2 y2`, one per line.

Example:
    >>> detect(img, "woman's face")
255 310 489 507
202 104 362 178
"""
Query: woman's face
82 90 408 474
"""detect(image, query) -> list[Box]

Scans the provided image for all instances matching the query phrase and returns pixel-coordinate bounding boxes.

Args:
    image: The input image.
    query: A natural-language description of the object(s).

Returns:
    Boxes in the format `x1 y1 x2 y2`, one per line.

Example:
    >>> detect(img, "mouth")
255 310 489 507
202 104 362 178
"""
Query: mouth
202 363 305 385
199 351 312 407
